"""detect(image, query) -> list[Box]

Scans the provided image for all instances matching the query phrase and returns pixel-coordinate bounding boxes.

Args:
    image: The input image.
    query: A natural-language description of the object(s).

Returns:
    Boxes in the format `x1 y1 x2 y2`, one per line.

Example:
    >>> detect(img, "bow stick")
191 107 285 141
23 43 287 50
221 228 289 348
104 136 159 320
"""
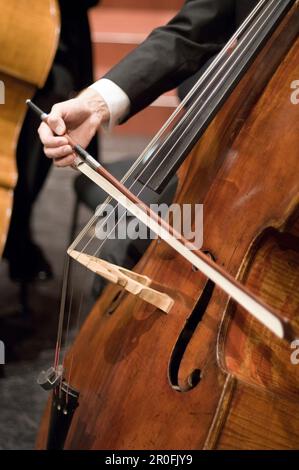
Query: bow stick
26 99 295 342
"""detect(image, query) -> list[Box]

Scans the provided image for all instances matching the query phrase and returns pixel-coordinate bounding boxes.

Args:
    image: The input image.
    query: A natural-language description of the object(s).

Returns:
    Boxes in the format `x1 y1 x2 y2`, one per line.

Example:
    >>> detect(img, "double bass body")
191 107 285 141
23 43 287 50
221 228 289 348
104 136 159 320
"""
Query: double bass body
37 3 299 449
0 0 59 255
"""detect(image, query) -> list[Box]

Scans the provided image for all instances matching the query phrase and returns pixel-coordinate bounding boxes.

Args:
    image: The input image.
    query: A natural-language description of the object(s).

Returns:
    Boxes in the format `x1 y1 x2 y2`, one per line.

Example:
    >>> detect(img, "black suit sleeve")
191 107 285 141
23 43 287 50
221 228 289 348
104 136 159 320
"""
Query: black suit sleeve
104 0 235 120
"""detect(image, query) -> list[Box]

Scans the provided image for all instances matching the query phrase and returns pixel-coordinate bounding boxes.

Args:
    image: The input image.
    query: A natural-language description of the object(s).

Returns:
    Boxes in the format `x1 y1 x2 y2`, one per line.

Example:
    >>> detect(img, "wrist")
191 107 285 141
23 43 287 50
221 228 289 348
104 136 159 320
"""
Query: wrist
78 87 110 125
89 79 130 130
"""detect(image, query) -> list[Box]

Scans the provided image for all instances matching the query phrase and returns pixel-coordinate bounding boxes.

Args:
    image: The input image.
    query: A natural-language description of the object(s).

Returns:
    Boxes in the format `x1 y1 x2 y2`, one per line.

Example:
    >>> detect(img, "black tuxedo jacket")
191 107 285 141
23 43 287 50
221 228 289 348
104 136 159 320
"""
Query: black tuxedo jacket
57 0 100 91
104 0 259 119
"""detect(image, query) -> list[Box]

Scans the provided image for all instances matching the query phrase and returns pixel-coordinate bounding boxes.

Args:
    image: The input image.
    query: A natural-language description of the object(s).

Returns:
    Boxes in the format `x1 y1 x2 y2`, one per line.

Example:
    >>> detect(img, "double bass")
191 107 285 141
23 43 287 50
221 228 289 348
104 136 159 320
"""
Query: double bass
36 0 299 449
0 0 60 256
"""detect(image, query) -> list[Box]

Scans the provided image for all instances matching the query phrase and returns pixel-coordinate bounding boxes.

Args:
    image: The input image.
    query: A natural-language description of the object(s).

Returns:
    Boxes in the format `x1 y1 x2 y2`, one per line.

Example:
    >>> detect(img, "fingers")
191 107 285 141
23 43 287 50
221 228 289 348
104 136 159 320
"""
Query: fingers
38 122 68 148
38 102 78 166
37 94 103 168
38 122 72 164
47 104 67 135
45 145 73 159
54 154 76 168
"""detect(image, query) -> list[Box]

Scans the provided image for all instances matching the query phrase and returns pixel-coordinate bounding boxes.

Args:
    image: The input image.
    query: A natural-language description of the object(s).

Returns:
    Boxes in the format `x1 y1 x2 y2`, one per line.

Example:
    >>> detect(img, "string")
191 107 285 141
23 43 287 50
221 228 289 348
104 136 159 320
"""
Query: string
68 0 269 254
78 0 277 262
54 256 70 369
65 279 87 403
58 0 276 372
56 0 284 384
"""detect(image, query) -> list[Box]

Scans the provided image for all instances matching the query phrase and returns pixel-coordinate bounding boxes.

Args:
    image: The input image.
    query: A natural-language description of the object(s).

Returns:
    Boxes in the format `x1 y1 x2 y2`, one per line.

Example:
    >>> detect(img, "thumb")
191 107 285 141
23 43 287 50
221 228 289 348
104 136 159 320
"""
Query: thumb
47 106 67 136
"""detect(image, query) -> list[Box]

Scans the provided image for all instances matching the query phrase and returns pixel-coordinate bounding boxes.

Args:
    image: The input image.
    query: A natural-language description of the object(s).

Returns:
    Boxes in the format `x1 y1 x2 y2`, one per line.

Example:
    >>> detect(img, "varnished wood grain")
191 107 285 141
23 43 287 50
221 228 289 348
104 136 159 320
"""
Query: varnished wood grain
216 383 299 450
0 1 59 87
37 4 299 450
0 188 12 253
0 1 60 255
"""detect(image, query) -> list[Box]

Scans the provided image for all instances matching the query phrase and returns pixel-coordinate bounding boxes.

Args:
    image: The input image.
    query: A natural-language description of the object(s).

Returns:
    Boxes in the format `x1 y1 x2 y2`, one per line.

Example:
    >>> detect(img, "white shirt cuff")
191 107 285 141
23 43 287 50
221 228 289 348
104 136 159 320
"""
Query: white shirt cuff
89 78 130 131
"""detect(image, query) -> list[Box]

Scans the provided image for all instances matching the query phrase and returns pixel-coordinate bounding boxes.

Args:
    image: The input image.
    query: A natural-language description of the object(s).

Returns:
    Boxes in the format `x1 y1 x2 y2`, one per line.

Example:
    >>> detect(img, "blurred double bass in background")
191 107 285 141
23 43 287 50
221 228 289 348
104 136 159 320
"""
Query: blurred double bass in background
0 0 59 256
33 0 299 449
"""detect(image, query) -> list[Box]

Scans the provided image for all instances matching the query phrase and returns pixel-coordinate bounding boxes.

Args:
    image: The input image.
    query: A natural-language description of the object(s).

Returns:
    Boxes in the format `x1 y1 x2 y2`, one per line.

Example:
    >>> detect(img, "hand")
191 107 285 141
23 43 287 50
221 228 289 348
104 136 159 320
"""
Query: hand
38 88 110 167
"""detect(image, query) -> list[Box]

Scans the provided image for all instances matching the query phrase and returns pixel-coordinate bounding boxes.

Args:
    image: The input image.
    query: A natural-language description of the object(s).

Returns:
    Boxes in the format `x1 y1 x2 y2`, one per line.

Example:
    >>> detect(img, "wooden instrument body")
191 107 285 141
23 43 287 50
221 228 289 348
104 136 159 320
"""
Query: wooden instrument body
37 5 299 450
0 0 60 254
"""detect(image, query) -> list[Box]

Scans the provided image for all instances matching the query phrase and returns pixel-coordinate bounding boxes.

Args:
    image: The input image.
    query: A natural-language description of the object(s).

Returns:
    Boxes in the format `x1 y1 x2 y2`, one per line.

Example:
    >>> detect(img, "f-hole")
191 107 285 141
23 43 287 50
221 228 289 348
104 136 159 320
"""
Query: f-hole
105 289 126 315
168 253 215 392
